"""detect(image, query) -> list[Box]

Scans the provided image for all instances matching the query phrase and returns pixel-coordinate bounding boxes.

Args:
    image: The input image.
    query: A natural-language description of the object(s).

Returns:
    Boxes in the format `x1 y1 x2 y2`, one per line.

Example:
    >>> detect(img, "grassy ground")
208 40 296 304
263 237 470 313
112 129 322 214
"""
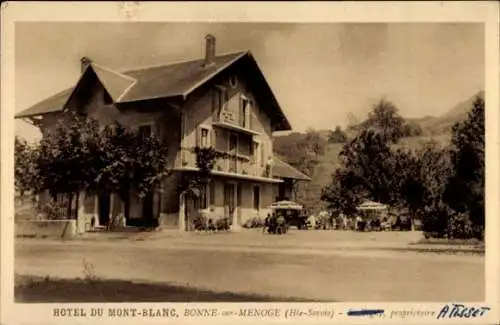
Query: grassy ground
15 275 316 303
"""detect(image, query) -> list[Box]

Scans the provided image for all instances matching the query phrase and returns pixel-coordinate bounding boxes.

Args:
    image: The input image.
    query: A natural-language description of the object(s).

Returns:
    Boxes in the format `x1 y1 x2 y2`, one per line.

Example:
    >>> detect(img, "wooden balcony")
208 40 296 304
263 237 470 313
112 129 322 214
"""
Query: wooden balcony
212 110 260 136
175 148 280 183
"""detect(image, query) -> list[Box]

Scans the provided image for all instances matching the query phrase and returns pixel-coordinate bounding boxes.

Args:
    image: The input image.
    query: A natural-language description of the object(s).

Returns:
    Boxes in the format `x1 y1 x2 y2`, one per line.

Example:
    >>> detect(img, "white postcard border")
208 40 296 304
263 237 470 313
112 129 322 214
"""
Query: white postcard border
1 2 499 325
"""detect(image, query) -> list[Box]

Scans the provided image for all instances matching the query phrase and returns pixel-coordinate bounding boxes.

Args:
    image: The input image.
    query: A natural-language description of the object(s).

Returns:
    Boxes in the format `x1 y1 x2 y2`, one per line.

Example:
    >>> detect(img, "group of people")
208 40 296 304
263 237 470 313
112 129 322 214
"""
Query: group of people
264 212 288 235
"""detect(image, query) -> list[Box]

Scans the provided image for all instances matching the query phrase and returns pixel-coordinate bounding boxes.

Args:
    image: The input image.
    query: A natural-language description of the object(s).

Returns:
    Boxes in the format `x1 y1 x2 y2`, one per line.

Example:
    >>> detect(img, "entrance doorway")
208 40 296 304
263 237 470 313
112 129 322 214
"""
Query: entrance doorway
142 192 154 220
98 192 110 226
224 183 235 224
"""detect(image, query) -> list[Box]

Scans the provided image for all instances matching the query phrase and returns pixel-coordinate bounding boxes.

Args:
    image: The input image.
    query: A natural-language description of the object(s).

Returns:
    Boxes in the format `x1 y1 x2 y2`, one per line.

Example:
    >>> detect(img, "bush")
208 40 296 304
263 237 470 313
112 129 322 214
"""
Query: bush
36 200 71 220
423 211 484 240
192 215 231 231
215 217 231 231
243 217 264 229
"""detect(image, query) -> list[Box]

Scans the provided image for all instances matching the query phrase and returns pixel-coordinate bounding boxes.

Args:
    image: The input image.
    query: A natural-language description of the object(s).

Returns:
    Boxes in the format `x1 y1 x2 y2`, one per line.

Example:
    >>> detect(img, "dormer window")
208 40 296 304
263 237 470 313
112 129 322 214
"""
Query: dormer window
229 75 238 88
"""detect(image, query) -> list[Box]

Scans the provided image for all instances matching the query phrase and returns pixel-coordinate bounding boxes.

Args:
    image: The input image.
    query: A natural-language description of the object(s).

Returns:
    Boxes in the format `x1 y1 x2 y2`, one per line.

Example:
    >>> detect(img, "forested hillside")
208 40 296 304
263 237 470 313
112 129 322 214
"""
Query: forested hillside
273 91 483 217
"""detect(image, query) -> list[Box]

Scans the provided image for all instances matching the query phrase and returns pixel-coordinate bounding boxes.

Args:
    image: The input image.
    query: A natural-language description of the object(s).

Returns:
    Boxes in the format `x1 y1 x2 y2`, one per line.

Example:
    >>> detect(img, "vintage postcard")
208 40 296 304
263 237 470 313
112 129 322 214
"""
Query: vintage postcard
1 1 499 325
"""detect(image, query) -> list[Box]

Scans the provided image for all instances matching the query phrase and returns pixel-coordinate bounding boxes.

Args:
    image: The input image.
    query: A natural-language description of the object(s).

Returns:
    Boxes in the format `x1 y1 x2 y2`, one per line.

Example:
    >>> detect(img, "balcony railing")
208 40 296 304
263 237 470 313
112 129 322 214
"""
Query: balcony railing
176 147 270 178
212 110 260 136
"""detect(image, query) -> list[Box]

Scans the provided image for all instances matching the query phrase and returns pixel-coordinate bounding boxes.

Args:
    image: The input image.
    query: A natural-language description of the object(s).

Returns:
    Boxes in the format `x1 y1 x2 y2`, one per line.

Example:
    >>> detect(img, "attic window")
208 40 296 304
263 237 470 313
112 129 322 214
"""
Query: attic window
229 75 238 88
103 91 113 105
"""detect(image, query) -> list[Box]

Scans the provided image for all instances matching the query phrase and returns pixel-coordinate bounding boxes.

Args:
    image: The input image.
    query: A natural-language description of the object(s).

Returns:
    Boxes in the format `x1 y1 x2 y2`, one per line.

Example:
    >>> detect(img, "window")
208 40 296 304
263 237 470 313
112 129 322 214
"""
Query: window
240 96 252 129
252 141 260 164
209 181 215 206
253 186 260 211
229 75 238 88
200 128 209 148
217 87 228 111
138 125 152 140
200 183 208 210
279 184 286 200
229 133 238 154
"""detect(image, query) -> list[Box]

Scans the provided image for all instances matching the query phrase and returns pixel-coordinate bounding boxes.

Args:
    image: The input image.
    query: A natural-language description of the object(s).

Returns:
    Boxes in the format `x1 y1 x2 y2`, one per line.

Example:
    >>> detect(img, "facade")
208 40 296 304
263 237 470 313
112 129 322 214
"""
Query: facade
16 35 310 231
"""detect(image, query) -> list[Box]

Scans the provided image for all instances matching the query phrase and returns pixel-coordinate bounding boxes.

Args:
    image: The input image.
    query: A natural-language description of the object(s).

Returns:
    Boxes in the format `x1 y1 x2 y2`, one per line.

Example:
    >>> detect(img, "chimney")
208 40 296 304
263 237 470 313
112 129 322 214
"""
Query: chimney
80 56 92 73
204 34 216 67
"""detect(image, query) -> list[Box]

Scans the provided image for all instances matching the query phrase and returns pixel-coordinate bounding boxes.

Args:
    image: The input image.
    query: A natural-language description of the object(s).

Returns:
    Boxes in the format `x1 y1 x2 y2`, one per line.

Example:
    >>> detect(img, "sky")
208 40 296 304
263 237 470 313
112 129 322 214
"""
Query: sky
15 22 484 141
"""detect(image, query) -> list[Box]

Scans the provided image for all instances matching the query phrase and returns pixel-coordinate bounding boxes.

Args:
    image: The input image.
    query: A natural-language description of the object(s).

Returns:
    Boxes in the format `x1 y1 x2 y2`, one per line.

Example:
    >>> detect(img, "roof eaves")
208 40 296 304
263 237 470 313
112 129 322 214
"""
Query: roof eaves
273 156 312 181
15 108 62 119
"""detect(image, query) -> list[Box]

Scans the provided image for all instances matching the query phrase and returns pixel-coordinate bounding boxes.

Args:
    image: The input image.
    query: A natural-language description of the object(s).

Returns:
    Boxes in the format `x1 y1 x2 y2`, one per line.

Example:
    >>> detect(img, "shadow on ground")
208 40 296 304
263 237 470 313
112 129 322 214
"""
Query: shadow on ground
15 275 322 303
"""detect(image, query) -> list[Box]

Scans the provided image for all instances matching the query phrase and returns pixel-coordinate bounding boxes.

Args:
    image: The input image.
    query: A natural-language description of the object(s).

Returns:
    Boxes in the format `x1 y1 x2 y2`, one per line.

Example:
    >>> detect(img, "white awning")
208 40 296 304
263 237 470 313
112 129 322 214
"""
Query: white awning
357 200 387 211
270 200 303 210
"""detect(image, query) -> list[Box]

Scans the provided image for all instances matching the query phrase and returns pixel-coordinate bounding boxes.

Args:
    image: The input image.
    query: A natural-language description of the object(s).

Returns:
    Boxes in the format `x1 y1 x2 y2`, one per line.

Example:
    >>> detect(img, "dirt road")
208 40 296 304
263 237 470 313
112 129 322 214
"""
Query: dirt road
15 231 484 302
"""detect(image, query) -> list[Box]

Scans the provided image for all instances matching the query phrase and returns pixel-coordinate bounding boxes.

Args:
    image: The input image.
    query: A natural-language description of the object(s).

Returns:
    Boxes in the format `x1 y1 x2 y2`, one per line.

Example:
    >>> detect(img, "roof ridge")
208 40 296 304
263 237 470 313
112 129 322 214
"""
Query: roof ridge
124 50 248 75
91 62 138 82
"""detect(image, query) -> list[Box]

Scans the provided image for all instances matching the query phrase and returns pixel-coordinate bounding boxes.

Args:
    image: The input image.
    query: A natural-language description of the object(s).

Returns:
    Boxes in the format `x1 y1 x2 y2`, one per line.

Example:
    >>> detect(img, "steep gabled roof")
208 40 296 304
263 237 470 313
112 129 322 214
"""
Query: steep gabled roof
273 156 311 181
121 51 246 102
16 51 291 130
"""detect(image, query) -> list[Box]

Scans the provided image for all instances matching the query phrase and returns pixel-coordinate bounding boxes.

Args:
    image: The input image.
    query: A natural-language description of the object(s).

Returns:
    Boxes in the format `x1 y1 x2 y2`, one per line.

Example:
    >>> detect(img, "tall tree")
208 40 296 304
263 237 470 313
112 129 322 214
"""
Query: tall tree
321 168 365 217
90 124 170 221
362 99 405 143
37 112 101 218
338 130 397 205
444 95 485 229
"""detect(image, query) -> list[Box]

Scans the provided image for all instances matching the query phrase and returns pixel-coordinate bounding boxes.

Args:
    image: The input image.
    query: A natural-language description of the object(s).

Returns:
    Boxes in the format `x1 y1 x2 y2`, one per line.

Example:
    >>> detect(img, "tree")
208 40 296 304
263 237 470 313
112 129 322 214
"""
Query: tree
361 99 405 143
338 130 397 205
444 95 485 232
35 113 171 222
90 124 170 222
328 126 347 143
321 168 365 217
37 112 101 218
15 137 40 197
402 121 423 137
393 144 453 234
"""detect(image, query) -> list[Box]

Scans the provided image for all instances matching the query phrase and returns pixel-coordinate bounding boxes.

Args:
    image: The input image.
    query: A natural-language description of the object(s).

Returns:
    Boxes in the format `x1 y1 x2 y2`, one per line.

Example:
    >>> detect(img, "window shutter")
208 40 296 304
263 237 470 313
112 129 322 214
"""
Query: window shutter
260 143 265 167
210 129 216 148
247 100 252 129
195 127 201 147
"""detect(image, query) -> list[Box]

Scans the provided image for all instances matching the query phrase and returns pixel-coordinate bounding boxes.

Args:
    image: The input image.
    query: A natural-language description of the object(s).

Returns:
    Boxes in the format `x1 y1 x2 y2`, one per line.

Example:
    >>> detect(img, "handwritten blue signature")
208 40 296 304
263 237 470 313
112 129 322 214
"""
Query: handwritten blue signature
437 304 490 319
347 309 384 316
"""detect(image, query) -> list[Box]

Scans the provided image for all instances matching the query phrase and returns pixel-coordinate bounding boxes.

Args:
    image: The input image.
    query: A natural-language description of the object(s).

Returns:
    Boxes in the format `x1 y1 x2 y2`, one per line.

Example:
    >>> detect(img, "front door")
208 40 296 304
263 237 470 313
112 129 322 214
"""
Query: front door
224 183 235 224
142 191 154 224
98 192 110 226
